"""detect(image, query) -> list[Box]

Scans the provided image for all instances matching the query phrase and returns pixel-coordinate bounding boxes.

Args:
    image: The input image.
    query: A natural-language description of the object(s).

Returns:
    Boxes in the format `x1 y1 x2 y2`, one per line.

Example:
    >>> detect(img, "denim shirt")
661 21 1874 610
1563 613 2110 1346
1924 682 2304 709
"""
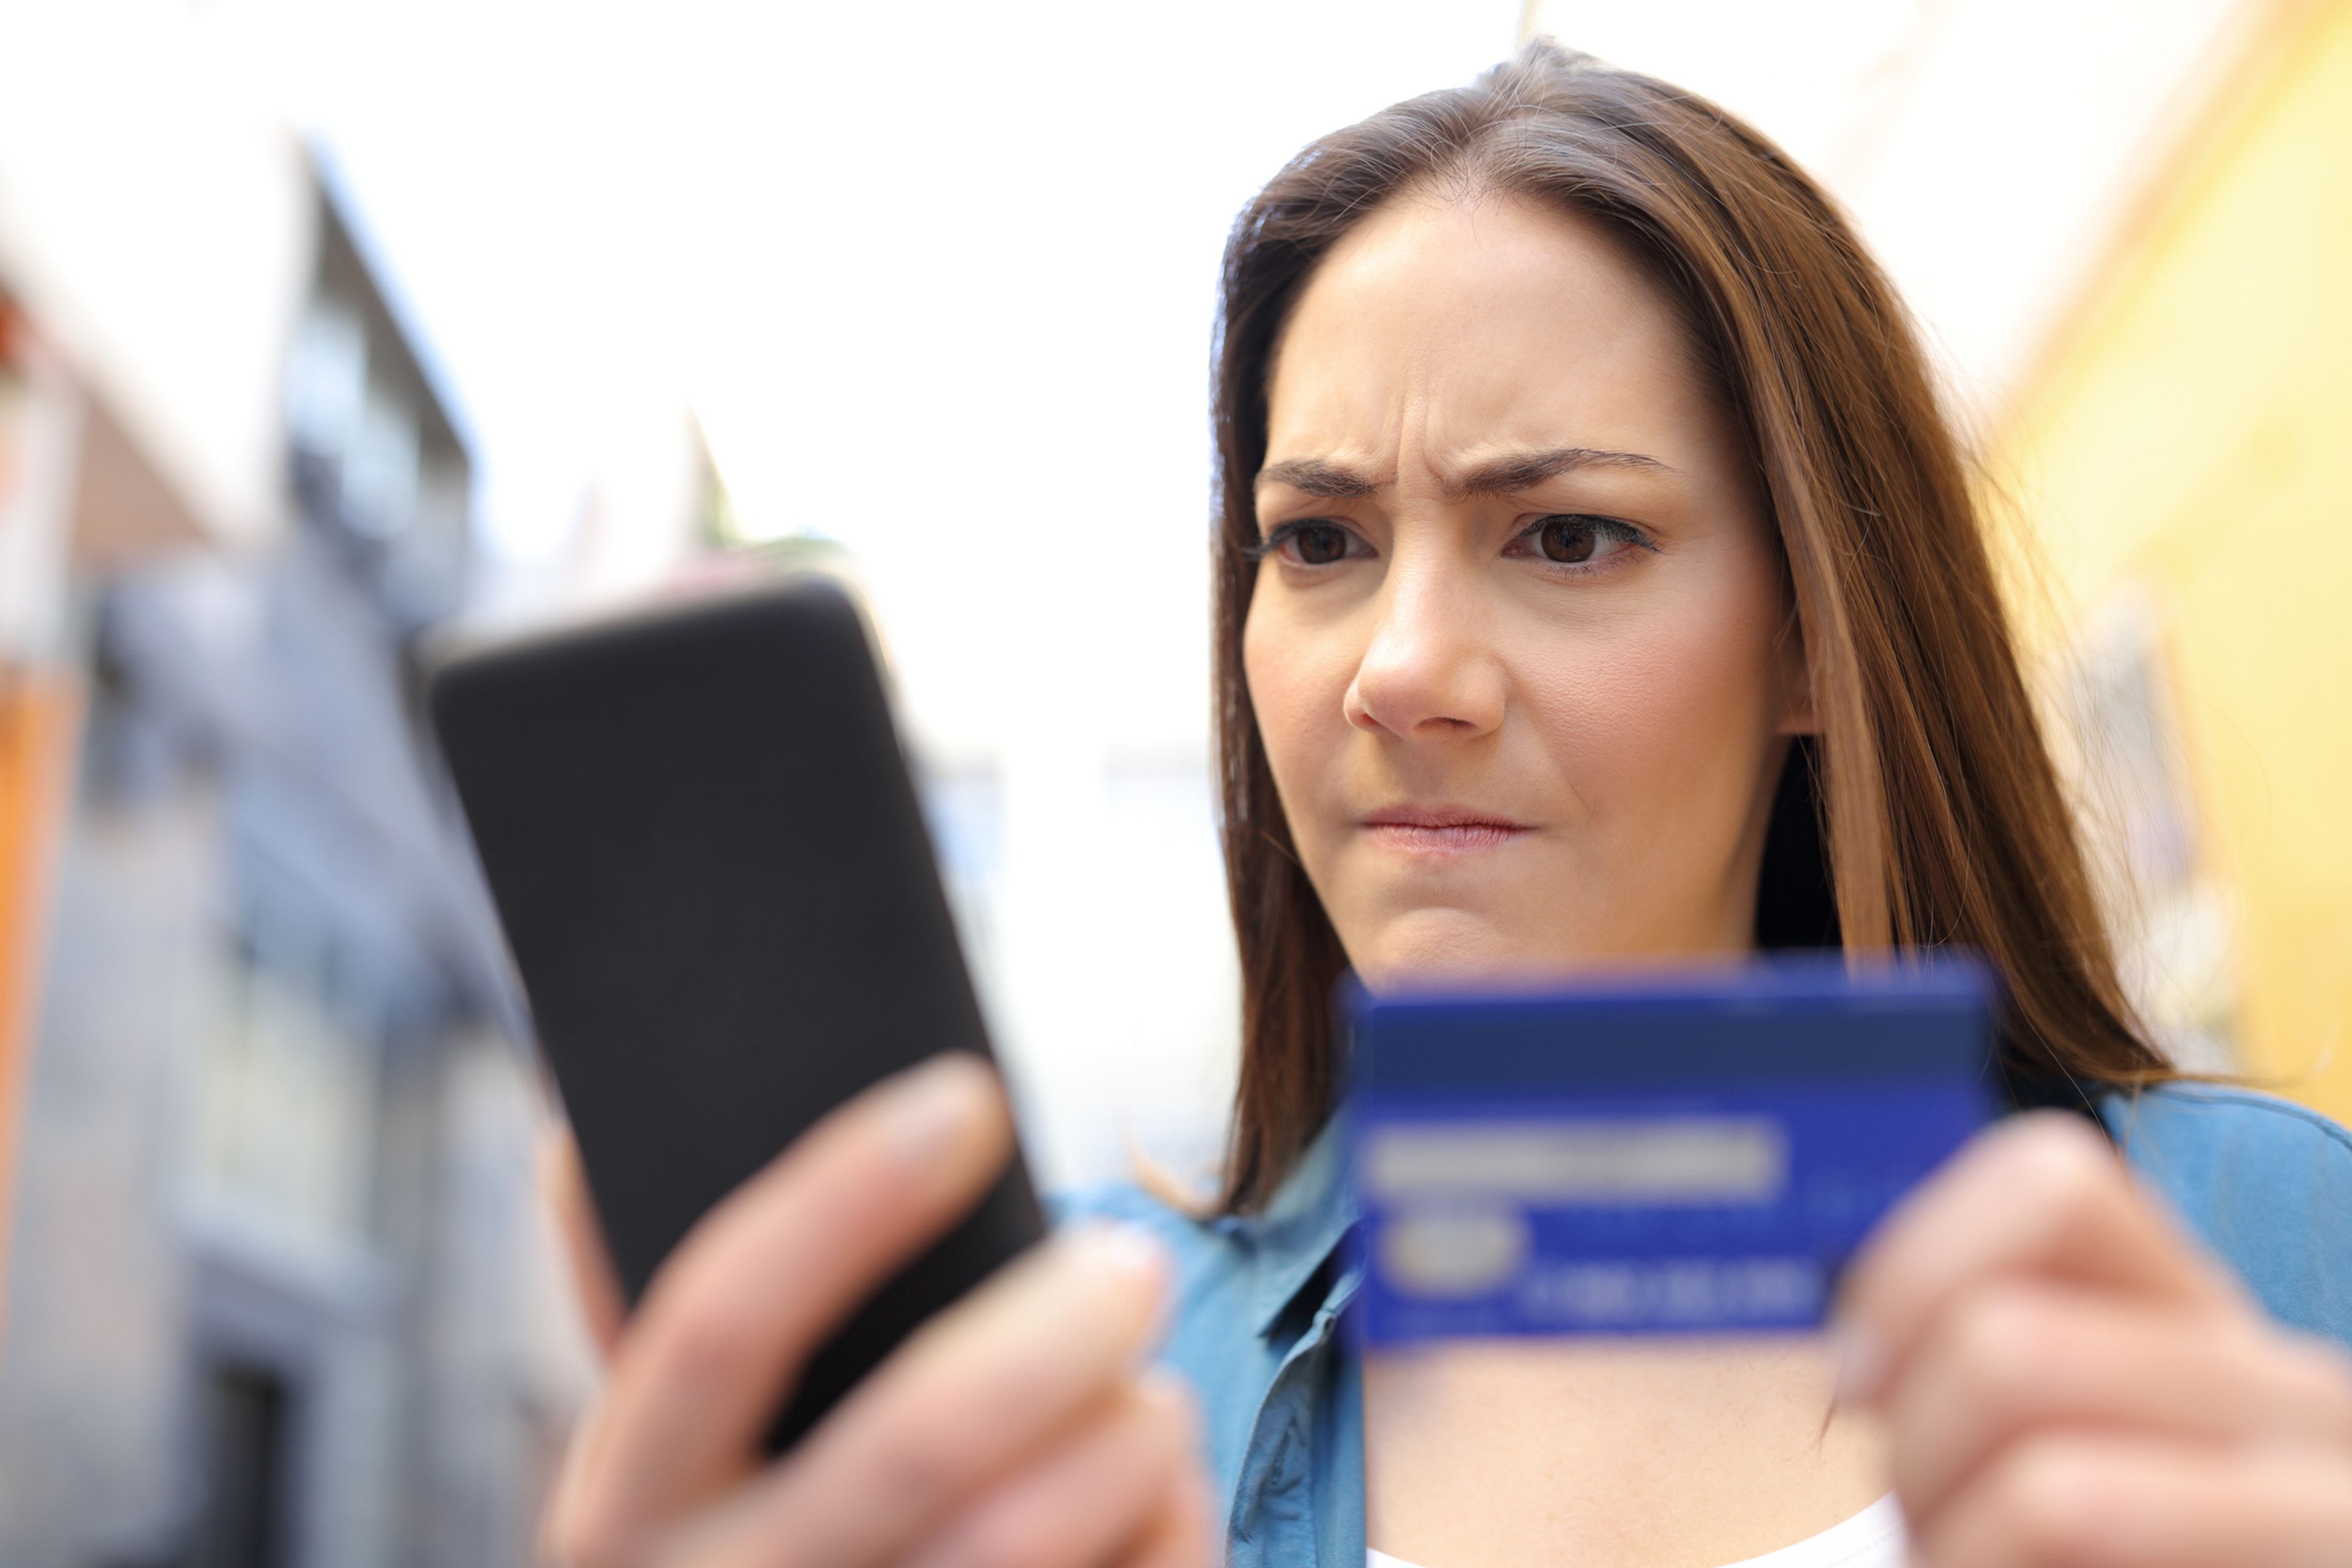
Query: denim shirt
1058 1084 2352 1568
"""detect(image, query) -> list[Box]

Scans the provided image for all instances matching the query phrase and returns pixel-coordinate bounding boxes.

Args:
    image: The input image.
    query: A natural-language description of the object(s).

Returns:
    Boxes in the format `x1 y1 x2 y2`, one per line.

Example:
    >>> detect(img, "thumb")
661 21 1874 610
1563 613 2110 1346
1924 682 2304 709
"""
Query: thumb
538 1124 627 1361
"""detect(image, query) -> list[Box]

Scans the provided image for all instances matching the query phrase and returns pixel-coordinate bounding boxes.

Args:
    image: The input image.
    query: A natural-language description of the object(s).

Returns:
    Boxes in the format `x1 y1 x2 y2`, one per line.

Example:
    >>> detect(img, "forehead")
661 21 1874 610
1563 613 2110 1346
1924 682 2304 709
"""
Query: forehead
1266 190 1717 467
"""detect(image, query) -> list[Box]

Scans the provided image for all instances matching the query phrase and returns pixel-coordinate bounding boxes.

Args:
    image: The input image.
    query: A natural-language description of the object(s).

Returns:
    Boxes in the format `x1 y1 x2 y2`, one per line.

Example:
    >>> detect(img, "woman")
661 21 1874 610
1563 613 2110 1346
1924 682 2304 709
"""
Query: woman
540 43 2352 1568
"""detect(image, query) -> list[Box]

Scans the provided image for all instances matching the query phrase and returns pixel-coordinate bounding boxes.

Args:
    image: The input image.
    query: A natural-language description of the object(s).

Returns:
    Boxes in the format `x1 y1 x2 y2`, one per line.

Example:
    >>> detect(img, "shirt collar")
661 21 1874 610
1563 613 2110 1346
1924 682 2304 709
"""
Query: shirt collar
1235 1112 1360 1336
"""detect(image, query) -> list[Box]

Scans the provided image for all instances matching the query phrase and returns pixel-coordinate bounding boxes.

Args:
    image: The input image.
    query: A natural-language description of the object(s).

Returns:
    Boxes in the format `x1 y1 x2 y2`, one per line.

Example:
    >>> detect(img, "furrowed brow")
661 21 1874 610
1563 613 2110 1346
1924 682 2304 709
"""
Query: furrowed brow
1255 458 1383 499
1447 447 1673 498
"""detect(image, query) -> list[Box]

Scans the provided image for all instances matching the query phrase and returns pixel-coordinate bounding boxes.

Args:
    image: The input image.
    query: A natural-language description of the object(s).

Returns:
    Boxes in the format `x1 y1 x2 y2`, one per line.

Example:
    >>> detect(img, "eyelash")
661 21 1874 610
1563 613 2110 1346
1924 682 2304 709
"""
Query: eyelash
1248 514 1657 571
1503 513 1657 570
1245 519 1363 565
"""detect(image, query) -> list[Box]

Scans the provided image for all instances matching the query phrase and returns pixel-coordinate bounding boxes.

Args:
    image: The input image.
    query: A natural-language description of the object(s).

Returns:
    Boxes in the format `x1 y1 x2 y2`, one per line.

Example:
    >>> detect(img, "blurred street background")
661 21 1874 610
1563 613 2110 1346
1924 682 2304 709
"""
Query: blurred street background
0 0 2346 1561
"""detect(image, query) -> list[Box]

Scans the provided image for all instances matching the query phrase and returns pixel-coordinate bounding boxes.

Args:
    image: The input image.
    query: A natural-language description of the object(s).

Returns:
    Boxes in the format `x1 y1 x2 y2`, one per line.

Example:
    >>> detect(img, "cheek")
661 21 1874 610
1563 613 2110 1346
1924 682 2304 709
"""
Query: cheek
1517 548 1787 814
1242 594 1354 812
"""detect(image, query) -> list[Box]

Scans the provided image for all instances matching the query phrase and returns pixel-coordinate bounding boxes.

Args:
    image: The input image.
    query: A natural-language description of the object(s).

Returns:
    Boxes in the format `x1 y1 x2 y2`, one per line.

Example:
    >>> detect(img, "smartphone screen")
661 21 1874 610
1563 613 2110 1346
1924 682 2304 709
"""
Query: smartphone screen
430 576 1044 1450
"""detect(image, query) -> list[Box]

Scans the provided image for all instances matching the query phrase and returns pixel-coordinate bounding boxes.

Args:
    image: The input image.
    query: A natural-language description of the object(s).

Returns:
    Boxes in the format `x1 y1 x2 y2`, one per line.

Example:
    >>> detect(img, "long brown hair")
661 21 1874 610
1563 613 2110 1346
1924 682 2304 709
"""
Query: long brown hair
1210 40 2170 1212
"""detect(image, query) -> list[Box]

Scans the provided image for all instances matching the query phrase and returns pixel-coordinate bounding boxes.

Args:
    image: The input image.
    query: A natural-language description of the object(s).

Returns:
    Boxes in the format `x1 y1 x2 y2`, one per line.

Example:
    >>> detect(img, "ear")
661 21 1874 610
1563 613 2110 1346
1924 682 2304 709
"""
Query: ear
1774 614 1819 736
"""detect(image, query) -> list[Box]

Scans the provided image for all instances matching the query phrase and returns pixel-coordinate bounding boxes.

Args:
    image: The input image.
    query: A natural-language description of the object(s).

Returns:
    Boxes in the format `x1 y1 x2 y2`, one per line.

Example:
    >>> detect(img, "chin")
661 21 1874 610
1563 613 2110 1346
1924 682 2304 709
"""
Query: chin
1347 909 1566 993
1346 903 1742 993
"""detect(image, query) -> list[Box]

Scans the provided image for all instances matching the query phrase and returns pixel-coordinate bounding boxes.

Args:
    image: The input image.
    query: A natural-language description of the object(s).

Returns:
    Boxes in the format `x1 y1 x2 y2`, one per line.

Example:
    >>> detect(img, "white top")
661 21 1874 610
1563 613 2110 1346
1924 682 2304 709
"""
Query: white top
1368 1492 1906 1568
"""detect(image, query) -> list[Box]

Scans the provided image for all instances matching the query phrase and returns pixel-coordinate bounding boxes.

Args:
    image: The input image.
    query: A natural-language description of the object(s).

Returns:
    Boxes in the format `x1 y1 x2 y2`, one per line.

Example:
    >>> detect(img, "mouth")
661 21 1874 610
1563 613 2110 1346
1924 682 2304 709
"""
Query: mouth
1358 805 1536 855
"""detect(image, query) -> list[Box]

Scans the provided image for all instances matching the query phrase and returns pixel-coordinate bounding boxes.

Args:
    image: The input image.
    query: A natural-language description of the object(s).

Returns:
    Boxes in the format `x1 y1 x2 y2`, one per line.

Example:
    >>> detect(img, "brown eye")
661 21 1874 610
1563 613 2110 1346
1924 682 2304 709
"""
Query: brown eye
1509 513 1650 571
1288 522 1351 565
1537 515 1599 563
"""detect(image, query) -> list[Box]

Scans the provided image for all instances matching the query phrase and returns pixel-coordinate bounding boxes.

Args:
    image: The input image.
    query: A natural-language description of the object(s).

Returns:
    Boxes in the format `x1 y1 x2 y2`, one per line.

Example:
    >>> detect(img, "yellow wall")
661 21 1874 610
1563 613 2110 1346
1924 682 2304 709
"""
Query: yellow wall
1997 0 2352 1114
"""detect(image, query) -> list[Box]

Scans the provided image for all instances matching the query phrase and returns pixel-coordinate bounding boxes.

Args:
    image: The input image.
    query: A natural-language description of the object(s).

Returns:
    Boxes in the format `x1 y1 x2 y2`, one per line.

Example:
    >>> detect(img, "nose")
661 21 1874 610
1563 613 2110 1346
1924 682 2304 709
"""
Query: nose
1343 549 1506 740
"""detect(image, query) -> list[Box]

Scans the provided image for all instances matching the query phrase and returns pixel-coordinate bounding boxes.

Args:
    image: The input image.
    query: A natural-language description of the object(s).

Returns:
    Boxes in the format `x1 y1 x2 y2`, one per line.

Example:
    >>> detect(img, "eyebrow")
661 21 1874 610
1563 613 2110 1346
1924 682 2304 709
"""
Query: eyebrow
1256 446 1674 500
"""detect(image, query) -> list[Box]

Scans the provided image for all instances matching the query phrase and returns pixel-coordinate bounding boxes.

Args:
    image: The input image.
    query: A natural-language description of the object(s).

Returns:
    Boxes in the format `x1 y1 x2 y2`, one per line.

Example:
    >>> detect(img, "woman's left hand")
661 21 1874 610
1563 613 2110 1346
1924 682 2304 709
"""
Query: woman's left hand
1836 1110 2352 1568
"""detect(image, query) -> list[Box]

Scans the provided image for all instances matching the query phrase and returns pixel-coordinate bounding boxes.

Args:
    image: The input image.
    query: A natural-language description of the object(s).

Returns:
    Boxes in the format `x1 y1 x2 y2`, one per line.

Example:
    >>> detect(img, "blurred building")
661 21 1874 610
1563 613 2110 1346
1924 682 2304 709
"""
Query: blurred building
0 30 593 1567
1990 0 2352 1117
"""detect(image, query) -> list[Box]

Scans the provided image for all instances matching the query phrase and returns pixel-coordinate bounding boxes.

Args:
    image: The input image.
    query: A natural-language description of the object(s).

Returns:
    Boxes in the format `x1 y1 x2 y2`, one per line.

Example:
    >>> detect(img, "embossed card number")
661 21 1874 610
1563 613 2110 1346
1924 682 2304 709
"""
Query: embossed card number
1346 964 1996 1344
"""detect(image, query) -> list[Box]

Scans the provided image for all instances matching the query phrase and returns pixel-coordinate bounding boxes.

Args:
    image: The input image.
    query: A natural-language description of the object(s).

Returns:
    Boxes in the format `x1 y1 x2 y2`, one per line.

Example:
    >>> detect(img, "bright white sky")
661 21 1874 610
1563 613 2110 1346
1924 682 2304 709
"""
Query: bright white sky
217 0 1526 758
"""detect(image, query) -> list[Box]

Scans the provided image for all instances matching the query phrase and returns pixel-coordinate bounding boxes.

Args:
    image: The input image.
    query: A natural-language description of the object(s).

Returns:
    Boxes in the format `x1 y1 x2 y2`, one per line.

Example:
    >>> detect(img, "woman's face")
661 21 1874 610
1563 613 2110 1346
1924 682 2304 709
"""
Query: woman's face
1242 190 1812 988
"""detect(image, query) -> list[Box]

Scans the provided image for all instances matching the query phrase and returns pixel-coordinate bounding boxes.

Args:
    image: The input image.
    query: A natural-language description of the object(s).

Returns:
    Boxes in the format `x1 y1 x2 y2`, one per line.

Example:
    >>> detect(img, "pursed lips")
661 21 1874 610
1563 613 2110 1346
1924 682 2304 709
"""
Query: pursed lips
1357 806 1535 854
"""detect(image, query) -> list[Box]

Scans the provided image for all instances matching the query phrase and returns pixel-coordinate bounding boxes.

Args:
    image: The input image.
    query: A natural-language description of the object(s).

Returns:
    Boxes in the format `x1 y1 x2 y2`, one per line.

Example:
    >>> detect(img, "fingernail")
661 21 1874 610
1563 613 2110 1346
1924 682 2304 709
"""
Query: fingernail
1085 1221 1170 1283
1830 1322 1886 1407
881 1054 987 1167
1074 1222 1174 1351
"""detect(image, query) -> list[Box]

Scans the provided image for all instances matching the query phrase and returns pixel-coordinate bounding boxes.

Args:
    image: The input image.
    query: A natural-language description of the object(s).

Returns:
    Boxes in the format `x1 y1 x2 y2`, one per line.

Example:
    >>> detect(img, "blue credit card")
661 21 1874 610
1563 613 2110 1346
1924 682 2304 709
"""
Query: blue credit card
1348 960 1997 1344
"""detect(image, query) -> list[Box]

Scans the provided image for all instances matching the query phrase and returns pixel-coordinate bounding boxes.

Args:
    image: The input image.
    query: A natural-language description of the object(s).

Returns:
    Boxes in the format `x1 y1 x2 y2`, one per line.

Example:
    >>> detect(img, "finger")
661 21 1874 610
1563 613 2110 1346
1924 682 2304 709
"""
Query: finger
684 1220 1172 1568
1916 1431 2352 1568
1122 1453 1218 1568
898 1372 1200 1568
549 1053 1014 1562
1888 1279 2352 1523
1836 1113 2244 1406
539 1125 627 1360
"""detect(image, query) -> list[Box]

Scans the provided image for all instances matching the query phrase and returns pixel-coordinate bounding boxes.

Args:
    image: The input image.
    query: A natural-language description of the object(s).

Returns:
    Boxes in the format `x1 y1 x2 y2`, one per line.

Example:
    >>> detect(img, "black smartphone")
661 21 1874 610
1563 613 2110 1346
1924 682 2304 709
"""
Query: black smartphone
428 575 1046 1452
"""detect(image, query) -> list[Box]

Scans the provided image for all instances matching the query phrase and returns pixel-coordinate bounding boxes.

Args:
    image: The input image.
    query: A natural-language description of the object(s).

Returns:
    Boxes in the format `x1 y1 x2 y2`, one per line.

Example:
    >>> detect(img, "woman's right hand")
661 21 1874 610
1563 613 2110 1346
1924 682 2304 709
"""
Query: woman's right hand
535 1053 1215 1568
